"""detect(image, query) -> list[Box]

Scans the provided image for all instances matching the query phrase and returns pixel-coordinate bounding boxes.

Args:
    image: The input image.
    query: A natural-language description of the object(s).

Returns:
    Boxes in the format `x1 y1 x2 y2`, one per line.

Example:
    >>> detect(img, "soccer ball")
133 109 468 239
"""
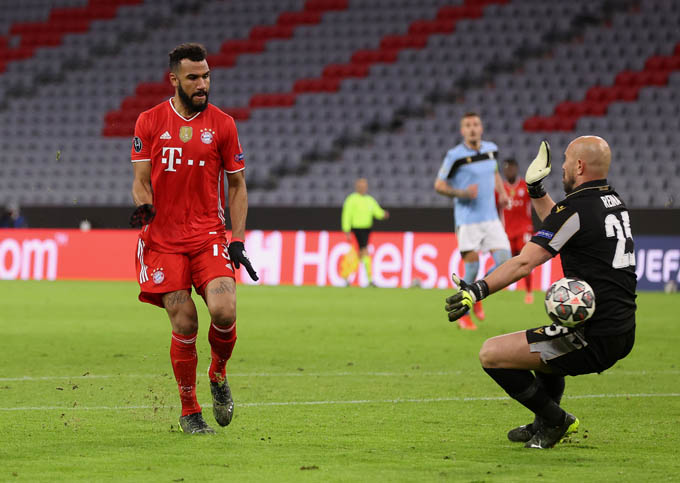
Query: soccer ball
544 277 596 328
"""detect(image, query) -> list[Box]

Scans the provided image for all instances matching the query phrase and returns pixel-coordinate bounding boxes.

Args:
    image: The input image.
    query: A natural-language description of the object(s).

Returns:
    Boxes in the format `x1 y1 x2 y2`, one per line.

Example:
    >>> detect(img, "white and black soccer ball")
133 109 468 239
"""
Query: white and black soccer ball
544 277 596 328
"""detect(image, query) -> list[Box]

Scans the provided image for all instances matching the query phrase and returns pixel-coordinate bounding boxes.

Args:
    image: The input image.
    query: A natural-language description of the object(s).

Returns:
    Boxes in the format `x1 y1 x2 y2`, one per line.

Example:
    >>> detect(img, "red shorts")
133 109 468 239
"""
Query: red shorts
134 235 235 308
509 232 532 255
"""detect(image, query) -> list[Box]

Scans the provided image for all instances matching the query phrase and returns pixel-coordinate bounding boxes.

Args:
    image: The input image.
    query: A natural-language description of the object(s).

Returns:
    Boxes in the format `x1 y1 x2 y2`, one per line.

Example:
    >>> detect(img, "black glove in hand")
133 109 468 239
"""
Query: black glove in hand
445 274 488 322
228 240 259 281
129 204 155 228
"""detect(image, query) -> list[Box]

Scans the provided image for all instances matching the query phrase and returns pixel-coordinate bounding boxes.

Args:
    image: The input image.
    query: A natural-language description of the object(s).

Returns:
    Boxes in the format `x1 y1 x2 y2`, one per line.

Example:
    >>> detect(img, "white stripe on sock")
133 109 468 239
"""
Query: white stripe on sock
211 322 235 334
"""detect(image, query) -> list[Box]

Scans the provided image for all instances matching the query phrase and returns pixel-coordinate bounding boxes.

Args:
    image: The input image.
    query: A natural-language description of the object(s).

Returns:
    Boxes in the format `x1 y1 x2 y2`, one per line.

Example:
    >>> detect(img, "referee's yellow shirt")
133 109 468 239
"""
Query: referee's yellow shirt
341 193 386 233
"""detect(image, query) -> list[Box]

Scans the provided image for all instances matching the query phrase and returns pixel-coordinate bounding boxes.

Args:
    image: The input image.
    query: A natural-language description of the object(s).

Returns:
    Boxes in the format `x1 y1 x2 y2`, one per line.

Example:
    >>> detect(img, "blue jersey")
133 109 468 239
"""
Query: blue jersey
437 140 500 228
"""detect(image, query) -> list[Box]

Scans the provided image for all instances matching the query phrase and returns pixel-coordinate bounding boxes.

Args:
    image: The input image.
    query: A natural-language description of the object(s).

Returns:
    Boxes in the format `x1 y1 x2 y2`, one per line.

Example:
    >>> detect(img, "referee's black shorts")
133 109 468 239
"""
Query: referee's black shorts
526 323 635 376
352 228 371 249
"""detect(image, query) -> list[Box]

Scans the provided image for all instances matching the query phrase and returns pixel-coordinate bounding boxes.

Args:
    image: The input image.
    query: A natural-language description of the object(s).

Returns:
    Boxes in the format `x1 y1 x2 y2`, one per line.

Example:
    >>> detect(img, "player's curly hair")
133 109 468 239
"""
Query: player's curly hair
169 43 208 72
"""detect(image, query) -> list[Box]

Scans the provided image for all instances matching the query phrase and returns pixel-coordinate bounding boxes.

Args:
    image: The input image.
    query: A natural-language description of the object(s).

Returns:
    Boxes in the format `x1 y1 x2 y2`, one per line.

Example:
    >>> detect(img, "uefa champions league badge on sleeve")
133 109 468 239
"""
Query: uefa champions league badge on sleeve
133 136 143 153
200 128 215 144
152 268 165 284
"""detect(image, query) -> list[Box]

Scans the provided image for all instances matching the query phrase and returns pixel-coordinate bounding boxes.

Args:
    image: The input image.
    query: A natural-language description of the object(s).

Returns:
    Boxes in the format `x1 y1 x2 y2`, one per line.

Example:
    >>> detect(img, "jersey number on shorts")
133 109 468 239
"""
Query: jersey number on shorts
604 211 635 269
214 243 232 269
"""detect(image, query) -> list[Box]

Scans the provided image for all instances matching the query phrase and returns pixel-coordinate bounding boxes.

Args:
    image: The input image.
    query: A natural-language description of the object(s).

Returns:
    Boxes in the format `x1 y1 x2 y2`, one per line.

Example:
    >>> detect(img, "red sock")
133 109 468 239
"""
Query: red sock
170 331 201 417
208 322 237 383
525 269 533 293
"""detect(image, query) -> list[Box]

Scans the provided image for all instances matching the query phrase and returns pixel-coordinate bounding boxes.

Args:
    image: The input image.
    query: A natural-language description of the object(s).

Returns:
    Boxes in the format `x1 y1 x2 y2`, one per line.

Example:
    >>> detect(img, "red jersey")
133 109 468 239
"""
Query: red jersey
131 99 244 253
502 179 533 238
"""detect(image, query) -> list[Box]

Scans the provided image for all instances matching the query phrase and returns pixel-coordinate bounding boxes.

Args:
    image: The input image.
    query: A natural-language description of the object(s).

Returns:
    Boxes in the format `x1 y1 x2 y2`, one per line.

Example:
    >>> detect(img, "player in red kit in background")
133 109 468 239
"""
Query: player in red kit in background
500 158 535 303
130 43 259 434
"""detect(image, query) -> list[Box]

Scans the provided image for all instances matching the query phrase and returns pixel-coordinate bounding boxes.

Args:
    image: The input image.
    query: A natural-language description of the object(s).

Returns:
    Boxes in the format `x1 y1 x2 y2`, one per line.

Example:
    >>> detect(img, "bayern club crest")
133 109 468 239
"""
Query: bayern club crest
200 128 215 144
152 268 165 284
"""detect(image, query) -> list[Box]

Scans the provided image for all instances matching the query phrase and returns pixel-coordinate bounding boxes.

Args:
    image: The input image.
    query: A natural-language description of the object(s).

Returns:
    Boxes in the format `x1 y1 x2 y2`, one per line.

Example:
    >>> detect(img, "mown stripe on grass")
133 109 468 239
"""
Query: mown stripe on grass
1 369 677 382
1 393 678 411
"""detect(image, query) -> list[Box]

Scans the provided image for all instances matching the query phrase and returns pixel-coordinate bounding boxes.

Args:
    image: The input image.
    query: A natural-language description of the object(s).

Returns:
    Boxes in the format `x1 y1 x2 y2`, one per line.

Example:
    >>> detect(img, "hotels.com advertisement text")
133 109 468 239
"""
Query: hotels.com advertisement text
0 229 677 290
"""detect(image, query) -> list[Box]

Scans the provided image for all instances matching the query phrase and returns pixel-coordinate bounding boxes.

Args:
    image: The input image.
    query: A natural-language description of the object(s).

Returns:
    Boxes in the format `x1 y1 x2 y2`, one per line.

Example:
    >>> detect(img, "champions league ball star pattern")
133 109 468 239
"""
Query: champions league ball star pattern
544 277 596 328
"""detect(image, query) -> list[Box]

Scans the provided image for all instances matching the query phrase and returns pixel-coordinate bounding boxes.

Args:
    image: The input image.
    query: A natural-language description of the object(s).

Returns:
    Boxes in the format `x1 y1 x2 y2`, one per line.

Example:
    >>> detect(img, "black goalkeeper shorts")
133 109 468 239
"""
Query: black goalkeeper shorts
352 228 371 249
525 323 635 376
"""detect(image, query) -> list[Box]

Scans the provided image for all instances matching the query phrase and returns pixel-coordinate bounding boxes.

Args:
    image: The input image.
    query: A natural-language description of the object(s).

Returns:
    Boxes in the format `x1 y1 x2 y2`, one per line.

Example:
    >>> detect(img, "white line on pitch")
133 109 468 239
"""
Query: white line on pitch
0 393 678 412
1 369 677 382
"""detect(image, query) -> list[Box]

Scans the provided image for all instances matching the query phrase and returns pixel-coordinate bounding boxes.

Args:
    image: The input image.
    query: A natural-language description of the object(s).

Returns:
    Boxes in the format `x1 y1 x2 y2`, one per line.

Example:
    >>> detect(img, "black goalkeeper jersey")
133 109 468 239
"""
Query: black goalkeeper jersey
530 179 637 335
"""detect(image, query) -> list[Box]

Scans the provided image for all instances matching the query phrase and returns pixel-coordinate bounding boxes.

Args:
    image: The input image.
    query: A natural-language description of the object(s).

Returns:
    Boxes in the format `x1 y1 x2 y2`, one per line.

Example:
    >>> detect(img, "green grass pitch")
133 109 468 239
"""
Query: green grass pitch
2 281 679 482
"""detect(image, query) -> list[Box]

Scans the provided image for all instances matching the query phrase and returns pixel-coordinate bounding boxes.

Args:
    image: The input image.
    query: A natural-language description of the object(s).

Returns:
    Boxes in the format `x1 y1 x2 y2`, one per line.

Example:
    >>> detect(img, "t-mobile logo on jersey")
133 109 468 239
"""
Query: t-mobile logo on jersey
161 147 205 172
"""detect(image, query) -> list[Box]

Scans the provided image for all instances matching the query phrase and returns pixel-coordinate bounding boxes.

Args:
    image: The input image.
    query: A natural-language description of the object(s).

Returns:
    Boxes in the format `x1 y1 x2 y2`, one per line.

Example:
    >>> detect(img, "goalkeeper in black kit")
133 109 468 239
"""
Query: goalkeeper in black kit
445 136 637 449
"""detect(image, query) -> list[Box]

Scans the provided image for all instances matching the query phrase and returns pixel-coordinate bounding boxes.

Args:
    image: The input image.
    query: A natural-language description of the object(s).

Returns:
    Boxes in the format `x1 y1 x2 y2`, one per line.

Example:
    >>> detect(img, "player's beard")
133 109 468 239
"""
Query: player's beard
177 81 209 115
562 169 575 194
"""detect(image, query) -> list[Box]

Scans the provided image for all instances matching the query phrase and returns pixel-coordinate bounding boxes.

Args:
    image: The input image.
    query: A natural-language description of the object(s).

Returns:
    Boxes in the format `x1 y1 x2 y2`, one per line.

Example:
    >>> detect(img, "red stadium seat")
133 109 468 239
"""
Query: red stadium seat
293 78 341 92
250 93 297 108
351 49 399 64
249 25 294 40
380 34 428 50
555 116 577 131
305 0 348 10
0 46 34 62
277 11 321 26
619 86 640 101
614 70 637 86
649 70 669 85
322 63 369 78
135 82 173 97
221 39 266 55
21 32 63 48
206 53 237 68
555 101 583 117
583 101 608 116
437 5 484 21
223 108 251 121
409 19 455 35
522 116 545 132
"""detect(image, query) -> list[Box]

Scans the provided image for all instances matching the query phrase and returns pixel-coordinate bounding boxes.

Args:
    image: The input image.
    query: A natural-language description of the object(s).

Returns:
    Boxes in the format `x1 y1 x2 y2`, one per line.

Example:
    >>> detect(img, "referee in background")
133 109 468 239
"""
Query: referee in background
341 178 389 286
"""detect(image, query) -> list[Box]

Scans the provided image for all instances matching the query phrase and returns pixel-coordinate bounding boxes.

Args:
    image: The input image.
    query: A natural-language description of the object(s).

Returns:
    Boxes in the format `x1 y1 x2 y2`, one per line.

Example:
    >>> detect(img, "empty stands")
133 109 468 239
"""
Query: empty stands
0 0 678 209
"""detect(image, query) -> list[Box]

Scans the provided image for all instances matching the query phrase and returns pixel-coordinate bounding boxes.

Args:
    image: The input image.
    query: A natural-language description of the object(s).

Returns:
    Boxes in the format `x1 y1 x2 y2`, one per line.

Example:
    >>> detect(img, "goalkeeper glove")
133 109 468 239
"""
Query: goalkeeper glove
129 204 155 228
228 239 259 282
445 274 489 322
525 139 551 199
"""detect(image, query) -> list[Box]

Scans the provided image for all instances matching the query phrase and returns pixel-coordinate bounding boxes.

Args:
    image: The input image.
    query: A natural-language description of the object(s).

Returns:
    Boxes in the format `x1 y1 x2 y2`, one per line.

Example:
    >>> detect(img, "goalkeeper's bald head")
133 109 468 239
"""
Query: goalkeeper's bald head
562 136 612 193
567 136 611 178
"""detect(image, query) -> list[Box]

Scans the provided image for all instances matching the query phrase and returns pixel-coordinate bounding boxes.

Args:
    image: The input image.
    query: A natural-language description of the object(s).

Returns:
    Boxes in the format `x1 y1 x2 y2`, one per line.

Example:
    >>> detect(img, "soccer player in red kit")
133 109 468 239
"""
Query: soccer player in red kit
501 159 535 303
130 43 259 434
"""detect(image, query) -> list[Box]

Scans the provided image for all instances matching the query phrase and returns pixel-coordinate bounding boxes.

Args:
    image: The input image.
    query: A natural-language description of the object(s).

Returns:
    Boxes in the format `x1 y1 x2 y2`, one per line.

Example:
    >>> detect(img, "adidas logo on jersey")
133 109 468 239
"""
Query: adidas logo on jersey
160 131 172 140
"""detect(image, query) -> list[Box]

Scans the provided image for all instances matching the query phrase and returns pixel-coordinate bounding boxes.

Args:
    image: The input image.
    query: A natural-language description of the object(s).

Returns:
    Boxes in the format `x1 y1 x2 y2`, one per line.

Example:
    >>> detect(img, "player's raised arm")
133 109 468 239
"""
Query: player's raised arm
526 140 556 221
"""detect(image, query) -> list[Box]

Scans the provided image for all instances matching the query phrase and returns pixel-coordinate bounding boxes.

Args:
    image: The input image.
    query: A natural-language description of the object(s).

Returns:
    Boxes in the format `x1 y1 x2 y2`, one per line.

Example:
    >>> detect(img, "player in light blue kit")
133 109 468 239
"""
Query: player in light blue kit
434 112 511 329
